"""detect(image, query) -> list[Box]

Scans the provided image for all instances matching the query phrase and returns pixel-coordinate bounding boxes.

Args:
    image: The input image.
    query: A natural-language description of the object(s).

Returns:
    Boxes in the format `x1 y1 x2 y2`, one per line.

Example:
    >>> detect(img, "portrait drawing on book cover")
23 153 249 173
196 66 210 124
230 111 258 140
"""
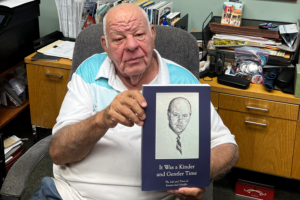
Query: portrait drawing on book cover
155 93 199 159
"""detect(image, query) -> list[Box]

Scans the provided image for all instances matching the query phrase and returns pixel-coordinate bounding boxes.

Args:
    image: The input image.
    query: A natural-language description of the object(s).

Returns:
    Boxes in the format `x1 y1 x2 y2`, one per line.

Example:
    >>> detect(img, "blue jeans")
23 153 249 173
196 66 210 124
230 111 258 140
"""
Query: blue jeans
29 177 62 200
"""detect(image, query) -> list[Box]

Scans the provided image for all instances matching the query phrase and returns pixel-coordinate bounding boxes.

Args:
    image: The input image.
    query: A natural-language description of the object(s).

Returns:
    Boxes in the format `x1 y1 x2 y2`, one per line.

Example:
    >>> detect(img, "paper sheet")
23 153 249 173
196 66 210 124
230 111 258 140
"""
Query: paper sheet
44 41 75 59
0 0 34 8
37 40 65 53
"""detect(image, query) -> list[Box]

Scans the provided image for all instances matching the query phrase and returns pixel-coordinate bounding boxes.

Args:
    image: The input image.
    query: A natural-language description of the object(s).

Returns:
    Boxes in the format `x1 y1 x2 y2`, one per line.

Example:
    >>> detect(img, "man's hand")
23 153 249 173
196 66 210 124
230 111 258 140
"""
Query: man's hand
101 90 147 128
167 187 206 200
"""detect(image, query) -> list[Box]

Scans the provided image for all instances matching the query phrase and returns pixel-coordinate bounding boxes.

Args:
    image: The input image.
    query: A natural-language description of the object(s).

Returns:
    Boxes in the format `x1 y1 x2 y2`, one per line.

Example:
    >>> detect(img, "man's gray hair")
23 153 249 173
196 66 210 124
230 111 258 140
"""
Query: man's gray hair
103 4 151 47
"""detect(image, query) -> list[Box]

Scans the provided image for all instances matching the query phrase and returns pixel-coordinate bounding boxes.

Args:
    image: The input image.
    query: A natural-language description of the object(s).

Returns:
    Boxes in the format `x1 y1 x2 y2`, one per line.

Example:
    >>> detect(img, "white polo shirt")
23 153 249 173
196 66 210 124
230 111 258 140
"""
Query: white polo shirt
52 50 237 200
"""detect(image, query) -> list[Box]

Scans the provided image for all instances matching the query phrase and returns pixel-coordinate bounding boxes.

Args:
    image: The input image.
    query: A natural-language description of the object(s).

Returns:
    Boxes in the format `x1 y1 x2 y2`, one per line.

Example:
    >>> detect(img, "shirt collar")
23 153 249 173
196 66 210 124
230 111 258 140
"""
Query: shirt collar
94 49 171 91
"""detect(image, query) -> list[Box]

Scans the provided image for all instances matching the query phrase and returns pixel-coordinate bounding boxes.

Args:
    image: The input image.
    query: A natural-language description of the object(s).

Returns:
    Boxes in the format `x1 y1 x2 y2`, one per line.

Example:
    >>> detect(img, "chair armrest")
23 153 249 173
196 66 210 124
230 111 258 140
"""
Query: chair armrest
0 135 52 200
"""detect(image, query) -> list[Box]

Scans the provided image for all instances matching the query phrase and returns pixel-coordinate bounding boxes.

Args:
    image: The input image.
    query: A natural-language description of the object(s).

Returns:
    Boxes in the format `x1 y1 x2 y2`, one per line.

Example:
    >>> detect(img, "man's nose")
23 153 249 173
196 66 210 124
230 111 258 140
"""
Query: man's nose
126 36 139 51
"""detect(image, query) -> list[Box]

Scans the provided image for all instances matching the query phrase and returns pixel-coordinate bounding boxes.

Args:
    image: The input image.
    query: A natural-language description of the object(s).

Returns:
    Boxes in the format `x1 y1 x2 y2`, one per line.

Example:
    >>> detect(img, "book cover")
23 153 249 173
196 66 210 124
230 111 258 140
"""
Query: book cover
157 2 173 25
168 12 180 26
142 84 211 191
221 2 244 27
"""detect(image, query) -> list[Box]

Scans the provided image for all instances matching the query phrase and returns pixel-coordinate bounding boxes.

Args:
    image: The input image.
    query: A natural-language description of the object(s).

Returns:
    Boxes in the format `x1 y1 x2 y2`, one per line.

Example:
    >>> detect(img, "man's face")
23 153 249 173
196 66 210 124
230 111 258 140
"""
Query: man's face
168 100 191 134
101 6 156 83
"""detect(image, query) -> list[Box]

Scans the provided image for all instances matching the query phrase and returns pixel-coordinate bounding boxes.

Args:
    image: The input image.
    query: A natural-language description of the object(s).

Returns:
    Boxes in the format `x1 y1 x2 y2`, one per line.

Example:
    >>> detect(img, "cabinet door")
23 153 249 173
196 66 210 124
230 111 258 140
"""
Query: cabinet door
291 122 300 179
211 92 219 111
27 64 70 129
219 109 296 177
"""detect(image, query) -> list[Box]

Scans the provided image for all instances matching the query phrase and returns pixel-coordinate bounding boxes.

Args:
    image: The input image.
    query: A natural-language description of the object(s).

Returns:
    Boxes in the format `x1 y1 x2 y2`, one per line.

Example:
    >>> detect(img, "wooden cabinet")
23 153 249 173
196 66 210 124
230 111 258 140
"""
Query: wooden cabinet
25 53 72 129
211 92 219 111
200 78 300 179
219 109 296 177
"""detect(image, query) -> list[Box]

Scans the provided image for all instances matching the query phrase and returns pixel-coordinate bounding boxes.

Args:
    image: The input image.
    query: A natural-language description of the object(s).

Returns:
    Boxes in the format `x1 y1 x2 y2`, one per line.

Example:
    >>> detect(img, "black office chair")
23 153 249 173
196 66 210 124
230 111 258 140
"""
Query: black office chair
0 24 212 200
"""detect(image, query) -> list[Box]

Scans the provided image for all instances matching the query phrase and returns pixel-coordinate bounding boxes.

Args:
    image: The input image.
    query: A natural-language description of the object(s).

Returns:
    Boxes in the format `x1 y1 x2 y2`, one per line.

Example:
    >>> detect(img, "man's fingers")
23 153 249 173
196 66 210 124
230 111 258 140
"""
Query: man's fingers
108 108 134 127
178 187 206 198
117 92 146 121
124 90 147 108
116 104 143 126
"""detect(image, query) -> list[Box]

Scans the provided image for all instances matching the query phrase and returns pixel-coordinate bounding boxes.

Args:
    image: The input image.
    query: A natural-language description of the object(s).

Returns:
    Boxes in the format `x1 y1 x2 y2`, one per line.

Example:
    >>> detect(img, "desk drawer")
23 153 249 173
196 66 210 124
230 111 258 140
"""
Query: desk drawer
219 93 299 120
219 109 296 178
27 64 70 128
211 92 219 110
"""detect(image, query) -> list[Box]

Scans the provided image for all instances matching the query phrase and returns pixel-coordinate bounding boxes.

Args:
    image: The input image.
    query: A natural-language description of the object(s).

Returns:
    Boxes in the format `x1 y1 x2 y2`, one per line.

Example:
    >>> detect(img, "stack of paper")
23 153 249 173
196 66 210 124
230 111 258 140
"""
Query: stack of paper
4 135 24 162
279 24 299 47
43 41 75 60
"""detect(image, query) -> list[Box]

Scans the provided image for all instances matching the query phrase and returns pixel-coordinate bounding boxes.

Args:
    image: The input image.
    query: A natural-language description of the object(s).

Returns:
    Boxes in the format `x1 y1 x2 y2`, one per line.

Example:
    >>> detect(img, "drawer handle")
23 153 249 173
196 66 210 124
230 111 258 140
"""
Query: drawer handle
245 120 267 127
246 106 268 112
45 73 63 78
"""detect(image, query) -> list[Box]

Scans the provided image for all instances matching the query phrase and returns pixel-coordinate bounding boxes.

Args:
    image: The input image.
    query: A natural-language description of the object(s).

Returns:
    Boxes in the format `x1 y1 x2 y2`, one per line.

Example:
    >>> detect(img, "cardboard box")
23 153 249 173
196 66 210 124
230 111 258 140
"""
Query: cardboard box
235 179 275 200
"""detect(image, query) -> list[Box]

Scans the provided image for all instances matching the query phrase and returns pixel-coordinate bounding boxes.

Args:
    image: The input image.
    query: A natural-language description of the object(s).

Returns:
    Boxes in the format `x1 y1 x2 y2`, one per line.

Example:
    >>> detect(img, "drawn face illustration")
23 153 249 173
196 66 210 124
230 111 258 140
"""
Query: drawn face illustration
168 99 191 134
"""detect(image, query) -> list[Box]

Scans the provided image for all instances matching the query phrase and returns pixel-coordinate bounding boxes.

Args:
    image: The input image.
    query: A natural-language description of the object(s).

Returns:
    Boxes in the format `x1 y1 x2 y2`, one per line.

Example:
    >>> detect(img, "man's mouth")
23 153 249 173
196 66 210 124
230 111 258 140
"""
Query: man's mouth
176 125 182 129
126 57 142 64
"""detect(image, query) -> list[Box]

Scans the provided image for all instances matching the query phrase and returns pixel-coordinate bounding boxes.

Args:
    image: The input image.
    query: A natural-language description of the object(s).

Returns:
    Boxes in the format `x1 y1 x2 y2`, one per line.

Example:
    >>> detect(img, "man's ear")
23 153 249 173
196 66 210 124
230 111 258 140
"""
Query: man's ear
150 25 156 48
101 36 109 55
167 112 170 120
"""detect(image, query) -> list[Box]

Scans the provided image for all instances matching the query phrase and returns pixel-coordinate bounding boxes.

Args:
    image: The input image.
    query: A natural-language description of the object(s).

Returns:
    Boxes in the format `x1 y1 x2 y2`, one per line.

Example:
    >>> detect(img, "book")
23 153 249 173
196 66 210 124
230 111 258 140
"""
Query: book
4 140 23 155
142 1 154 11
6 145 26 174
156 2 173 25
167 12 180 26
5 143 23 159
221 2 244 27
141 84 211 191
134 0 149 7
4 135 21 149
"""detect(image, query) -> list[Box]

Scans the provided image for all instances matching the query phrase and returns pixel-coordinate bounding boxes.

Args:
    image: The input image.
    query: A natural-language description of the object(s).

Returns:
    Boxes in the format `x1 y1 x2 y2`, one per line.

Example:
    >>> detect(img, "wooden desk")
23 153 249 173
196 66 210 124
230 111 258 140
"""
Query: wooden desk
200 78 300 180
25 53 72 129
25 52 300 180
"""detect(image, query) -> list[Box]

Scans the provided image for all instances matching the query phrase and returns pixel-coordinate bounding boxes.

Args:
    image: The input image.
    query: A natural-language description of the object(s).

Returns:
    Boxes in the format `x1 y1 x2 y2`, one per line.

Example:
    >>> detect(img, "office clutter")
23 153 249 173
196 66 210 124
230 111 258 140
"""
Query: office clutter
3 135 27 173
54 0 182 39
200 1 300 96
0 65 27 108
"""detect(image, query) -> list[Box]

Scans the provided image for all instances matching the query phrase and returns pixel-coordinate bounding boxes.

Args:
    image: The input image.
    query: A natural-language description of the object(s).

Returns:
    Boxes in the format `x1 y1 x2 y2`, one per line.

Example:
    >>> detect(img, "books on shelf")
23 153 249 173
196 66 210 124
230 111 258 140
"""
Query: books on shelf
221 2 244 27
156 2 173 25
167 12 180 26
4 135 21 149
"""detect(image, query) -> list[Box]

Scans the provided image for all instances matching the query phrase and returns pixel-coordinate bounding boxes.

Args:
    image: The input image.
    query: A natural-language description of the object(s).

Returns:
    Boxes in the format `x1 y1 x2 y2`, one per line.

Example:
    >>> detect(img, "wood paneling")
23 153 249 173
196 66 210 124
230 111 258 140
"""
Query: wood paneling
27 64 70 129
200 78 300 105
219 109 296 177
292 122 300 179
211 92 219 110
219 93 299 120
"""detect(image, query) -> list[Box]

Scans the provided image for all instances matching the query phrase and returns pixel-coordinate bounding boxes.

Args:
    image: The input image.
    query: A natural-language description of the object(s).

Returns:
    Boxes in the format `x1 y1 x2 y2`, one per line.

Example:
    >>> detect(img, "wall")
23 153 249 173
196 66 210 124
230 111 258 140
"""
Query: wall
39 0 59 37
152 0 300 32
38 0 300 36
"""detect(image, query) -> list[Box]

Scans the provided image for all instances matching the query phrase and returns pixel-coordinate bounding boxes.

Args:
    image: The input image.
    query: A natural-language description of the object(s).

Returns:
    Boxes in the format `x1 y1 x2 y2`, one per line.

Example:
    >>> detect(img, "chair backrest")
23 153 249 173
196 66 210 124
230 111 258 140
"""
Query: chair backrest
70 24 199 80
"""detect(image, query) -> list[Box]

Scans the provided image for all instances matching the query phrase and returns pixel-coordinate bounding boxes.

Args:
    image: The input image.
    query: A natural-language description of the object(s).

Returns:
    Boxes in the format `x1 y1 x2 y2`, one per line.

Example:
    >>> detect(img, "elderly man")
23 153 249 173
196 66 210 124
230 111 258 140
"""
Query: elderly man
156 97 199 159
29 3 238 200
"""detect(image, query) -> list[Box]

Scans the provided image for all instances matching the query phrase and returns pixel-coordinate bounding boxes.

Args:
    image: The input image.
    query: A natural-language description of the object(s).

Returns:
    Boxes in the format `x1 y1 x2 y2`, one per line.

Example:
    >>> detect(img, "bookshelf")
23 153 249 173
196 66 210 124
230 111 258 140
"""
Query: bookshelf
0 62 29 129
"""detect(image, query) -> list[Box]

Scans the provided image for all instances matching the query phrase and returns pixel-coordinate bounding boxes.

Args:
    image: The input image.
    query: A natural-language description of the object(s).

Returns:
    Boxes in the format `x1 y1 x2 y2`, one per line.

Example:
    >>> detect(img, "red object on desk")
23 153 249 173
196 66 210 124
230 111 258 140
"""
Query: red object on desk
235 179 275 200
5 145 26 174
83 15 96 30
